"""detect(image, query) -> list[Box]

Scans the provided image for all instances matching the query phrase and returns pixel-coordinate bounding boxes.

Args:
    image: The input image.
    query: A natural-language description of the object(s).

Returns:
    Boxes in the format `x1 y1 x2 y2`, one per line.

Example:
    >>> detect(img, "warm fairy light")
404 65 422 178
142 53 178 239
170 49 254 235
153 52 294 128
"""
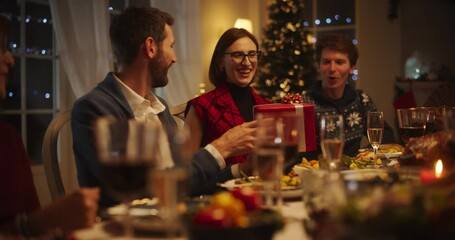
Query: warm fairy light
291 129 297 138
435 160 443 178
198 82 206 95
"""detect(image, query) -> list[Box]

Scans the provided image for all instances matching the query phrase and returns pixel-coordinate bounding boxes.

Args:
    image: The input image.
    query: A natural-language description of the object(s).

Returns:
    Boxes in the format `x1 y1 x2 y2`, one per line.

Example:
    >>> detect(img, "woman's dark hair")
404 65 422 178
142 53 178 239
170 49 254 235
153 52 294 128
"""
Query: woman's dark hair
109 6 173 66
209 28 259 86
315 33 359 66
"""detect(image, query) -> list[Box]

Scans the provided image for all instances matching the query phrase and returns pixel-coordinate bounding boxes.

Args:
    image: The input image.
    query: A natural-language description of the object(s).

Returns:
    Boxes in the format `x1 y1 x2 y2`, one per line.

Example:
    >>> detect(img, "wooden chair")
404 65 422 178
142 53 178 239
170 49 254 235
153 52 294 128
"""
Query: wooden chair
170 103 187 121
42 109 78 201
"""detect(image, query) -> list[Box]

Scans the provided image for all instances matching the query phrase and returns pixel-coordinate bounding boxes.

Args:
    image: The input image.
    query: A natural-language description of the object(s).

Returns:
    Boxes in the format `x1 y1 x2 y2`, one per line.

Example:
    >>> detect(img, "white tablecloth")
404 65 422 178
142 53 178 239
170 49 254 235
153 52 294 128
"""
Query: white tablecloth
74 201 310 240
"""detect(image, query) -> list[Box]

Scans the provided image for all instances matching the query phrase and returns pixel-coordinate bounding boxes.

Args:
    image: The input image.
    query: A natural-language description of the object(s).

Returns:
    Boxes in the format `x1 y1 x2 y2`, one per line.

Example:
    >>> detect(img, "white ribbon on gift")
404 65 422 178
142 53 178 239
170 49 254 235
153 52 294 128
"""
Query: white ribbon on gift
292 103 307 152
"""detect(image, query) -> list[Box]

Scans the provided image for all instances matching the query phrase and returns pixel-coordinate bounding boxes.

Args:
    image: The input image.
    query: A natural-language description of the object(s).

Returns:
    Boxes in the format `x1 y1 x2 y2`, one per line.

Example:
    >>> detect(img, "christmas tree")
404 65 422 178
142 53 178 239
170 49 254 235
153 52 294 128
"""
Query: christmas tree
254 0 317 102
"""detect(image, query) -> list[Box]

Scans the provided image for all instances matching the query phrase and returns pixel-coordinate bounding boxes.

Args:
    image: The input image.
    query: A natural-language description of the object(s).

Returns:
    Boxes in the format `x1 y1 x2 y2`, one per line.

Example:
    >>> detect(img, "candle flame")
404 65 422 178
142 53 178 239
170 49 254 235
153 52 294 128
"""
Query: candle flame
435 160 443 178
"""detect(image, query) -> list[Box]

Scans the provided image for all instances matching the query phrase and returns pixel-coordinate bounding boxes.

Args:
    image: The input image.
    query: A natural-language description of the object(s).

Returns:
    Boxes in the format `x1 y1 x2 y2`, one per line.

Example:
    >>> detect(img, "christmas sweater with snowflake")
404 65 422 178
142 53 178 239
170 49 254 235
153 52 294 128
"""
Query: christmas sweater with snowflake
305 81 395 157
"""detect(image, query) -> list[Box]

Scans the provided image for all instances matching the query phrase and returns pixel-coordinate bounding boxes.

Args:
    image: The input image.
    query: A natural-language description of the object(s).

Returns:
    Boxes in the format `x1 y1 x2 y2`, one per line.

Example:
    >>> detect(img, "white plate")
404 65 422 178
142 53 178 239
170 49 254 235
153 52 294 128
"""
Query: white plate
340 169 388 181
219 177 257 189
380 152 403 159
106 199 177 233
220 178 303 199
357 150 403 159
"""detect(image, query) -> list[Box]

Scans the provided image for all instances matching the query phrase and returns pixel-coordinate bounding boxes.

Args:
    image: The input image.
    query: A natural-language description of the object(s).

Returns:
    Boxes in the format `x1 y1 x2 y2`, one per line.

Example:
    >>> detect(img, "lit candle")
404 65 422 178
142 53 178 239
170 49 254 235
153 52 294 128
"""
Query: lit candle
435 159 443 178
420 159 444 184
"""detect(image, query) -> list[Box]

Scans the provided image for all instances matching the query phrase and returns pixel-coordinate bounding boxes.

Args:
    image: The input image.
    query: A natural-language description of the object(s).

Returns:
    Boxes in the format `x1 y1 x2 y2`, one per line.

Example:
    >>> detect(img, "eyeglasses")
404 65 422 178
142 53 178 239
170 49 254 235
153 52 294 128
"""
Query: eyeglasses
224 51 261 64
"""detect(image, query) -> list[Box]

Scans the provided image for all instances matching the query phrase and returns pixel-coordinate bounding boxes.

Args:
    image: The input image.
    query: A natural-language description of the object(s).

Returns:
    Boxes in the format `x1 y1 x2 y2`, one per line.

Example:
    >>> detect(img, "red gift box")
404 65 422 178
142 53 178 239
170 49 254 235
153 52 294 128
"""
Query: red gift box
253 104 317 152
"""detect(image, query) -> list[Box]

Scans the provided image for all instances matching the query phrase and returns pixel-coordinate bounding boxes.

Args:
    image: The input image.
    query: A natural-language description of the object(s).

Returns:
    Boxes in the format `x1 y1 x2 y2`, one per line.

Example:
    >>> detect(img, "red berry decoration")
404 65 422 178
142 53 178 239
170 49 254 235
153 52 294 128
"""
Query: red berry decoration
231 186 262 212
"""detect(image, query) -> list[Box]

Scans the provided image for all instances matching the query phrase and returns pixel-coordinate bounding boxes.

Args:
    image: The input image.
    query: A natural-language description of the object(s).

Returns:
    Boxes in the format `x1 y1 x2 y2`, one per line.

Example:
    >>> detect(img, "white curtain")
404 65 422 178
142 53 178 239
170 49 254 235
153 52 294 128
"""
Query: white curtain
50 0 201 106
150 0 202 106
49 0 112 98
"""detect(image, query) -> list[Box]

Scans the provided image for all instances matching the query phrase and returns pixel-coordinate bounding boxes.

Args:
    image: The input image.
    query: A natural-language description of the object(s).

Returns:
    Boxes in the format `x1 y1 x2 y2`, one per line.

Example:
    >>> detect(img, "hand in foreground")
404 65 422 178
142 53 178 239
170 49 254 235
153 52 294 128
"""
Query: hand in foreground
211 120 258 159
28 187 100 236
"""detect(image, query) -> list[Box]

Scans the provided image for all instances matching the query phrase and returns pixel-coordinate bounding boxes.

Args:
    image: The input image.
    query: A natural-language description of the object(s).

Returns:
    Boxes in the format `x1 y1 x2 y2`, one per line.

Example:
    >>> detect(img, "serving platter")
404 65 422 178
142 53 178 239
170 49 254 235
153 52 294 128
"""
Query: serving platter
340 169 388 182
220 177 303 199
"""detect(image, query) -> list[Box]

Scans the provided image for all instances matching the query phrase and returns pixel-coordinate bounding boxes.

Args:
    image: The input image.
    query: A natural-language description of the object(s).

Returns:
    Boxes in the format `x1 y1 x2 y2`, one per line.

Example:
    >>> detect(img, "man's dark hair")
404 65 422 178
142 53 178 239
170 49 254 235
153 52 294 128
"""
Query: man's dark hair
209 28 259 87
109 6 173 66
315 33 359 66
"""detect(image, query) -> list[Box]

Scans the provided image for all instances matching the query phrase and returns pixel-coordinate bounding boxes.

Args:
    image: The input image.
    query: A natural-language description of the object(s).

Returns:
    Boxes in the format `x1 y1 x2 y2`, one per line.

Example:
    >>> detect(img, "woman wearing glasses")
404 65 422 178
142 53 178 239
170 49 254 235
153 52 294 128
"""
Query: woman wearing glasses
185 28 270 167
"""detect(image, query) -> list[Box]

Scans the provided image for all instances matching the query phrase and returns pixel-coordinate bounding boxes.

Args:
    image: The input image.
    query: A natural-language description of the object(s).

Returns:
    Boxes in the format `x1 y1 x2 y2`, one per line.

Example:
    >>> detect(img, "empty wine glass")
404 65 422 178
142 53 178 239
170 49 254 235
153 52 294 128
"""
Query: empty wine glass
320 115 345 171
94 117 160 237
253 113 284 209
367 111 384 160
441 107 455 131
150 125 191 237
253 110 304 209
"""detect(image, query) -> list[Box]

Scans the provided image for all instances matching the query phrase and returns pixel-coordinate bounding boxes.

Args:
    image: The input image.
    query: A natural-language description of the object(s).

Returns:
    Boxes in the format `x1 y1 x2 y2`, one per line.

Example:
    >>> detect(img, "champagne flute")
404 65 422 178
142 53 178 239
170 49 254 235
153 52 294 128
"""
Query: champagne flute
320 115 345 171
367 111 384 160
94 117 159 237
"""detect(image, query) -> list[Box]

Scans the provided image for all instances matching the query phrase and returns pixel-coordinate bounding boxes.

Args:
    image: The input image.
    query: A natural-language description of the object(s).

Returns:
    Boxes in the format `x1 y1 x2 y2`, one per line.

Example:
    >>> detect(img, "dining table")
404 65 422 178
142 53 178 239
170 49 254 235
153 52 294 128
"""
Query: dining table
73 200 310 240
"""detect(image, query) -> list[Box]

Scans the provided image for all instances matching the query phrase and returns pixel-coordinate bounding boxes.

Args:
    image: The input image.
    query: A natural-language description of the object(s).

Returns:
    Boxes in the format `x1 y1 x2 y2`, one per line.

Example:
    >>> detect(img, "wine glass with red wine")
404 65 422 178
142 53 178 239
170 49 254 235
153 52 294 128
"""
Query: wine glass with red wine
397 108 427 144
94 117 160 236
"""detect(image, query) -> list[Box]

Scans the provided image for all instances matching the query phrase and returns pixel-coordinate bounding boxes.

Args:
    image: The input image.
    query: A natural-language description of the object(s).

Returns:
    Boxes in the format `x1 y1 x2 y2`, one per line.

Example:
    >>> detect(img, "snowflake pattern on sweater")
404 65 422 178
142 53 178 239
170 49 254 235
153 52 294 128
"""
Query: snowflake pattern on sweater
306 84 377 156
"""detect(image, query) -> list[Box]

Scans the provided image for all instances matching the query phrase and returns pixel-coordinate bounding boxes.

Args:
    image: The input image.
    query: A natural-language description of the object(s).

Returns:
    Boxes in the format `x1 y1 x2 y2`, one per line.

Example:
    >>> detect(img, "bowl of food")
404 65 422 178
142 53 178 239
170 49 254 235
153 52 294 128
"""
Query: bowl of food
187 187 284 240
292 158 319 178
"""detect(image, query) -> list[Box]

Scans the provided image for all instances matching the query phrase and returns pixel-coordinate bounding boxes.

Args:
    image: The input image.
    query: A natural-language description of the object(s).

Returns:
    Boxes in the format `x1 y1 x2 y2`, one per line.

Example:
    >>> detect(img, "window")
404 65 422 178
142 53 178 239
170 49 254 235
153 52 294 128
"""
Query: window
1 0 57 164
304 0 358 85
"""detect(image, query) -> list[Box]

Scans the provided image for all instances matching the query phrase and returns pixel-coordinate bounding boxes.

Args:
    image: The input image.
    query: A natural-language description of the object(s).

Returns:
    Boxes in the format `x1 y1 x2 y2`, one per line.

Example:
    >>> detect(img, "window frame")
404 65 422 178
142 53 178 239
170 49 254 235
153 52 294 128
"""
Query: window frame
309 0 358 85
2 0 59 165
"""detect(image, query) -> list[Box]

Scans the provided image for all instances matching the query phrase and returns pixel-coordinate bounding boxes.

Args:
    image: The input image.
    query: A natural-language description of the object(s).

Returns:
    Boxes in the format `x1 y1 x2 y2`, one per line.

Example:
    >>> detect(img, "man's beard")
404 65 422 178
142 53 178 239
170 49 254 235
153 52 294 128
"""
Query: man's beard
149 50 169 88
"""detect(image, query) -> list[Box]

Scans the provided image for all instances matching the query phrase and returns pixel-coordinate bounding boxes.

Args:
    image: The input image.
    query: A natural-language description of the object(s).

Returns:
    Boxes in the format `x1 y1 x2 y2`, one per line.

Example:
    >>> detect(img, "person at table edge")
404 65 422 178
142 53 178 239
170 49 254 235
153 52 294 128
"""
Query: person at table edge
0 15 99 238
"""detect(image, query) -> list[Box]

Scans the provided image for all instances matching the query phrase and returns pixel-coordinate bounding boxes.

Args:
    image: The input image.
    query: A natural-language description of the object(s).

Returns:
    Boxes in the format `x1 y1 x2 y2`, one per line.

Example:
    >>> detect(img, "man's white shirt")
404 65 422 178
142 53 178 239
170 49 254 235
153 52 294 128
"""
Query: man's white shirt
113 74 240 177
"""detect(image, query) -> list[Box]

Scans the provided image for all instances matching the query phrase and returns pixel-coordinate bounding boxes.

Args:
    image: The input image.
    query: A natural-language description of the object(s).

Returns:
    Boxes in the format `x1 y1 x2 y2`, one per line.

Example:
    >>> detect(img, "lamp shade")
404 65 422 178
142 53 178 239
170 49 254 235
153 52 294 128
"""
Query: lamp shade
234 18 253 33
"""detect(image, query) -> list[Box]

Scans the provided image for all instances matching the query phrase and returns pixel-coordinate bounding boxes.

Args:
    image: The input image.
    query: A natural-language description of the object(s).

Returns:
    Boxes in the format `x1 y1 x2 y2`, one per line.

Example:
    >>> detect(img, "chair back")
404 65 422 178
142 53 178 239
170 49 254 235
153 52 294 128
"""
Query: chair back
42 109 78 201
170 103 187 121
170 103 187 128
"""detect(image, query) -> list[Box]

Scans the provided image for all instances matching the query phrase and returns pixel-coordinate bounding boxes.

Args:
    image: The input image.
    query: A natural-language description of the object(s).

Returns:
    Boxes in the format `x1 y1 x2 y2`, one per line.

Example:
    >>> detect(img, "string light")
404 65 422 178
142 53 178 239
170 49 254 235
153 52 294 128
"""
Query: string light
309 13 355 26
198 82 206 95
352 69 359 81
7 14 53 25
